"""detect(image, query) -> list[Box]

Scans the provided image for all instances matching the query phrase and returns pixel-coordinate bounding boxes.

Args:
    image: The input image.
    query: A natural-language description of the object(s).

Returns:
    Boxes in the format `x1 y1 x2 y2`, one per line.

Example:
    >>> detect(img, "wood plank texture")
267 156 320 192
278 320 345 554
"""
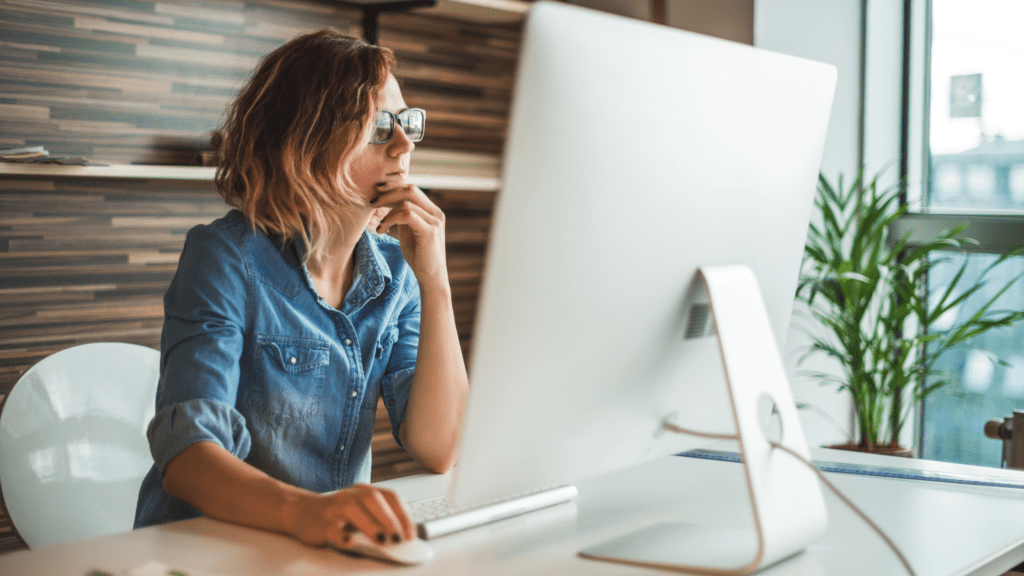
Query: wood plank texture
0 0 521 161
0 0 517 552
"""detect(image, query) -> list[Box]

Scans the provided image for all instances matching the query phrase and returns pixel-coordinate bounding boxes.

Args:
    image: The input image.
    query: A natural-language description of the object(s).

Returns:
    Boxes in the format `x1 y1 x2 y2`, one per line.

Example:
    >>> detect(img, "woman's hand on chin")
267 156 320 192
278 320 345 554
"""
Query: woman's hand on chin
371 181 449 291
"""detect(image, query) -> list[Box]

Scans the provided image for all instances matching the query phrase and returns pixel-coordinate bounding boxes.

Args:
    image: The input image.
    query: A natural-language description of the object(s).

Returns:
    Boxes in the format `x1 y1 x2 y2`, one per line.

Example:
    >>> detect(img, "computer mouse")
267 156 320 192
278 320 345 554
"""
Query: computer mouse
340 531 436 565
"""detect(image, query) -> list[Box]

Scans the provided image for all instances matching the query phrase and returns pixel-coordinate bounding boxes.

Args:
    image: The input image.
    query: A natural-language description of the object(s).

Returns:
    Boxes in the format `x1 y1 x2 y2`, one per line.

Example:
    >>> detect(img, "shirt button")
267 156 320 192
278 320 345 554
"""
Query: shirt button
340 445 345 451
289 356 297 364
345 338 352 345
349 298 357 304
372 279 379 285
351 390 358 398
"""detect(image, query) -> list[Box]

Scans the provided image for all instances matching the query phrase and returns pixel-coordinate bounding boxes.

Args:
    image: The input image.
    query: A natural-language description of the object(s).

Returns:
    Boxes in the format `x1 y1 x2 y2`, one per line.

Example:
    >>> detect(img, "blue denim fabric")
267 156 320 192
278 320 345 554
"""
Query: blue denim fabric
134 210 420 528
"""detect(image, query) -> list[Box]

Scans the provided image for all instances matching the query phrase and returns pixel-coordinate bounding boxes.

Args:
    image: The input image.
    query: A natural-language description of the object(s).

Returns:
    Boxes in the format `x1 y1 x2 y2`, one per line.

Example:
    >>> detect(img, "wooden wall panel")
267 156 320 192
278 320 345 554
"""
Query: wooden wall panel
0 0 518 552
0 177 224 376
0 0 520 164
0 177 228 553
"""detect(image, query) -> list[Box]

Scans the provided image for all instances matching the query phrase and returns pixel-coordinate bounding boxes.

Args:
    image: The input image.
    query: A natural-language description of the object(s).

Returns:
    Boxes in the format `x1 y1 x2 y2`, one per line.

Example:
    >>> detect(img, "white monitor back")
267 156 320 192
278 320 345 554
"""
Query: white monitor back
452 2 836 509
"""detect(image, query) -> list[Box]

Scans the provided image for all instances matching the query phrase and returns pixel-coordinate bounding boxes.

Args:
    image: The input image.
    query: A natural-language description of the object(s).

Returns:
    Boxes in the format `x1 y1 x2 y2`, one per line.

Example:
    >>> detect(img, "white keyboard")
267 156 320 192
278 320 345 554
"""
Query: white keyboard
409 484 578 539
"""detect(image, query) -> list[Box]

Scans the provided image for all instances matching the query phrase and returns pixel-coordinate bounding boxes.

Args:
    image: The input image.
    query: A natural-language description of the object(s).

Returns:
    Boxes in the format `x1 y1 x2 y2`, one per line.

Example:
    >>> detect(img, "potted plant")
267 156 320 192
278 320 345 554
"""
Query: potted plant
796 170 1024 455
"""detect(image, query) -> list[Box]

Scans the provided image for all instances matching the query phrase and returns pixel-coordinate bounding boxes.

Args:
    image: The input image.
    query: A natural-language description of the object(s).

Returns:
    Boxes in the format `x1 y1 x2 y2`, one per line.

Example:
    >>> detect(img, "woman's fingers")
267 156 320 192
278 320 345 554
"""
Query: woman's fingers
341 494 388 543
375 200 438 235
372 182 442 219
328 519 356 549
380 488 417 541
357 486 408 543
371 181 448 286
368 206 391 231
326 485 412 545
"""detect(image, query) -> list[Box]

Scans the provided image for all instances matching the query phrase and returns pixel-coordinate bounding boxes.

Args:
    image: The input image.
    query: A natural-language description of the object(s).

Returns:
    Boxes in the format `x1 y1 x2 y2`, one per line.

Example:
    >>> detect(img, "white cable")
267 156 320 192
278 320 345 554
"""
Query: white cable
662 423 916 576
767 441 916 576
661 422 739 441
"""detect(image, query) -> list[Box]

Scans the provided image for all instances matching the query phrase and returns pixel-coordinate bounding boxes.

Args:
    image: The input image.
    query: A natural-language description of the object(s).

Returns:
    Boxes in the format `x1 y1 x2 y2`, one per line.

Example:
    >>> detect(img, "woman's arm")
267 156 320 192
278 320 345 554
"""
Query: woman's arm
374 182 469 473
162 441 415 546
400 281 468 472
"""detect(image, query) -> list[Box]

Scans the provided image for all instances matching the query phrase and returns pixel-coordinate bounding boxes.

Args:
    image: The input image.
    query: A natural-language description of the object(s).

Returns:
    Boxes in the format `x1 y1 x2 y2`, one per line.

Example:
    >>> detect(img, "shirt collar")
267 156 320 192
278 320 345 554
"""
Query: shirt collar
353 231 393 297
295 230 393 312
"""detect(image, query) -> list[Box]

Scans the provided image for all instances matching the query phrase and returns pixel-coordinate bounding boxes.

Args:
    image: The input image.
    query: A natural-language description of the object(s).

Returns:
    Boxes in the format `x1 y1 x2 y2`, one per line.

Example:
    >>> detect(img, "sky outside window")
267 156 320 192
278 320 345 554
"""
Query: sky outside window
929 0 1024 155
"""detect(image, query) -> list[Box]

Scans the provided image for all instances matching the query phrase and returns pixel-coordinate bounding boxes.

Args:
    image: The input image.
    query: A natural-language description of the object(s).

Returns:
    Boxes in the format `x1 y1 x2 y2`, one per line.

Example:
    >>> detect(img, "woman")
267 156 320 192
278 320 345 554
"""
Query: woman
134 29 468 551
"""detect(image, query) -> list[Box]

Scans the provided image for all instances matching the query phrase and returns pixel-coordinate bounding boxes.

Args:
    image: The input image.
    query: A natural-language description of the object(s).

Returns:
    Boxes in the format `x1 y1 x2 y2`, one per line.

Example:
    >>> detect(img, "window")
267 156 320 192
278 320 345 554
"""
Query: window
914 0 1024 467
920 251 1024 465
924 1 1024 212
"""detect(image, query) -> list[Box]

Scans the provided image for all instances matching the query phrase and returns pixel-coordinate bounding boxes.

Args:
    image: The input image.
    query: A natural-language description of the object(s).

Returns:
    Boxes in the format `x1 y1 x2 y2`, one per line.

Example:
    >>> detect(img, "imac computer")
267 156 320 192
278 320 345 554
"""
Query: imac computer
446 2 837 573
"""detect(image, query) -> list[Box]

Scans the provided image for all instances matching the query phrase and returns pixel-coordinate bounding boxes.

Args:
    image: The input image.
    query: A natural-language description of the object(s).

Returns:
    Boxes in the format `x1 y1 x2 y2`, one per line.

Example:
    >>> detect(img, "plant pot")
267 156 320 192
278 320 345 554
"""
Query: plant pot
827 442 914 458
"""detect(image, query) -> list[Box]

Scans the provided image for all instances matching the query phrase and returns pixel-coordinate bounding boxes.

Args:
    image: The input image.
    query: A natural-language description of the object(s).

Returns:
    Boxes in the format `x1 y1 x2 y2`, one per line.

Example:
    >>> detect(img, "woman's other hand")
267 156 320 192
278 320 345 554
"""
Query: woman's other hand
288 484 417 549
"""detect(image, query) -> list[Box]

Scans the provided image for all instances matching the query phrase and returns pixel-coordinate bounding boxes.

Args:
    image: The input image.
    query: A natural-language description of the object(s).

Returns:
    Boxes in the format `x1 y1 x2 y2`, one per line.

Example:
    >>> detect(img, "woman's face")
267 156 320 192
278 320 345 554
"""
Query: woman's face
347 74 415 226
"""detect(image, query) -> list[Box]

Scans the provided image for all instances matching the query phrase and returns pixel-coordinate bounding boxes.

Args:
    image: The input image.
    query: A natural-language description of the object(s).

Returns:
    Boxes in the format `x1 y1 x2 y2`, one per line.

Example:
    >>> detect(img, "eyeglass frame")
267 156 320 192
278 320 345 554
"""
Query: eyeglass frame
370 108 426 144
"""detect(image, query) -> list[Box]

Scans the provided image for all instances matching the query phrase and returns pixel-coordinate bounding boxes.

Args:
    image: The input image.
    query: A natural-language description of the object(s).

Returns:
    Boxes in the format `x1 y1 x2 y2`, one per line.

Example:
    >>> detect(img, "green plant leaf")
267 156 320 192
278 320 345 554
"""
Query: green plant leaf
796 166 1024 448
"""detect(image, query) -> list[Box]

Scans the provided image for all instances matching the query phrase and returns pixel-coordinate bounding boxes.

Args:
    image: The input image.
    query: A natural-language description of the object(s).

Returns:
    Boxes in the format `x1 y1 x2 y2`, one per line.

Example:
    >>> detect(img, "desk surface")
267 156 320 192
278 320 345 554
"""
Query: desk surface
2 449 1023 576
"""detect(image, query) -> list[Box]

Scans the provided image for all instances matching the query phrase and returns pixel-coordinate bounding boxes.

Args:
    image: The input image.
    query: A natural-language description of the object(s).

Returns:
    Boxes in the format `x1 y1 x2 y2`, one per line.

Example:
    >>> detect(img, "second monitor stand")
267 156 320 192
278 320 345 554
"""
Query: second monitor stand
580 264 828 575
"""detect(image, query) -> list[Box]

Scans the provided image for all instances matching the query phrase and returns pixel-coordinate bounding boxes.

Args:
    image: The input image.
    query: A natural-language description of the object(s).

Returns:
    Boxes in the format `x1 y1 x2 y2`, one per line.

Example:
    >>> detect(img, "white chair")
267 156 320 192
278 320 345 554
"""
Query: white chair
0 342 159 548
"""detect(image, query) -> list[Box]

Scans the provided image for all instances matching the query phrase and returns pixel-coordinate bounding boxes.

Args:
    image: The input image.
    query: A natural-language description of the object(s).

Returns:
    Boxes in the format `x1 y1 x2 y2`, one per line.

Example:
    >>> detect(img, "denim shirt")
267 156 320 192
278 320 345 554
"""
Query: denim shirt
134 210 420 528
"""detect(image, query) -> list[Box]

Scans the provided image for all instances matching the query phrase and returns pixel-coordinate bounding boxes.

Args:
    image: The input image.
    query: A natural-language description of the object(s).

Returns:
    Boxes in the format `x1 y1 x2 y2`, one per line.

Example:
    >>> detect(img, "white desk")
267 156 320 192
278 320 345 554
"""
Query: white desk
2 449 1023 576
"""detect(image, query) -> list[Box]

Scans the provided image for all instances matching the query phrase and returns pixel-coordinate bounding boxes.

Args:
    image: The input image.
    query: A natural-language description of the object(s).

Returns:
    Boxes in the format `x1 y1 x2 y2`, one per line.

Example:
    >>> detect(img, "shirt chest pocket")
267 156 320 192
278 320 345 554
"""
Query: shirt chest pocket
248 335 330 426
375 325 400 363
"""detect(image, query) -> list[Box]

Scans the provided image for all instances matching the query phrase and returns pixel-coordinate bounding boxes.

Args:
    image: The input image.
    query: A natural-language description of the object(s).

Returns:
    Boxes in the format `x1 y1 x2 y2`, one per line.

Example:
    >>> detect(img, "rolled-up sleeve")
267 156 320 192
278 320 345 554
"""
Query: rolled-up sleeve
149 223 251 474
148 399 251 472
381 280 420 446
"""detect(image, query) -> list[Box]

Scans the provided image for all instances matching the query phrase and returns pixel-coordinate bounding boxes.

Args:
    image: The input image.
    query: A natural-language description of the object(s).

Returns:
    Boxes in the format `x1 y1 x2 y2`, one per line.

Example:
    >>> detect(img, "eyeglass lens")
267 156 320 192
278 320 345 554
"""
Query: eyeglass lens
371 109 425 144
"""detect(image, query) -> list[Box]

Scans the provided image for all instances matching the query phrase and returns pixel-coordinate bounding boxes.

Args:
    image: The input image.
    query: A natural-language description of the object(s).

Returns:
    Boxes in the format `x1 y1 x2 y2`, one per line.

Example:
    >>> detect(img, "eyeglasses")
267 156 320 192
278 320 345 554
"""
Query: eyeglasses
370 108 426 144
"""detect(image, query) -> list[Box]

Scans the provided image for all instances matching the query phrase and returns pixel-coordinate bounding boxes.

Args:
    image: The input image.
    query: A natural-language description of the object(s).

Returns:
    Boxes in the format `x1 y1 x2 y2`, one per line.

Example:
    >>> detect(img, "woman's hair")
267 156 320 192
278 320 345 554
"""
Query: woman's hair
215 29 396 263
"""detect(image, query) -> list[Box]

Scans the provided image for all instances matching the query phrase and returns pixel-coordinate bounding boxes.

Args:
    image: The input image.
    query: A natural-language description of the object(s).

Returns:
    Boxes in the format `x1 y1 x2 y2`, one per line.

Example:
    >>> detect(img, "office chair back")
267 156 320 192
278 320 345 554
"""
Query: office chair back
0 342 160 548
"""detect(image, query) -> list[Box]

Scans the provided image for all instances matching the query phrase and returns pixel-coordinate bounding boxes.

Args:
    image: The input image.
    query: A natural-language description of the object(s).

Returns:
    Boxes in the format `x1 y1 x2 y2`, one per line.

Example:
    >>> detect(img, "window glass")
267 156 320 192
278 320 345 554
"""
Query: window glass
920 252 1024 466
926 0 1024 212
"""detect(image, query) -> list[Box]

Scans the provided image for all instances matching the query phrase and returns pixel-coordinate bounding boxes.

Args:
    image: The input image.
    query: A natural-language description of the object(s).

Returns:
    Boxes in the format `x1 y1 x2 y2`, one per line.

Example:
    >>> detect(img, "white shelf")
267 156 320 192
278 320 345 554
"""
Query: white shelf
0 149 502 192
0 164 215 180
417 0 530 23
410 148 502 191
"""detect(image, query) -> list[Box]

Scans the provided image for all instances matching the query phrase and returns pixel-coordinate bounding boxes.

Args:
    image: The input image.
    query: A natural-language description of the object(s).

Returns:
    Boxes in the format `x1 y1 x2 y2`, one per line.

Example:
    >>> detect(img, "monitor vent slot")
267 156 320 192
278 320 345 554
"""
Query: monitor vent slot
684 303 714 340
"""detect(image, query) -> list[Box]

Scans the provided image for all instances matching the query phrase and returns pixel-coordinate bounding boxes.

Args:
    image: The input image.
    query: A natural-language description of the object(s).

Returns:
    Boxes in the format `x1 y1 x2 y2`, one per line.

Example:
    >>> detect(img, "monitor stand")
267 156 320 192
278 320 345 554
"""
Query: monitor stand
580 264 828 575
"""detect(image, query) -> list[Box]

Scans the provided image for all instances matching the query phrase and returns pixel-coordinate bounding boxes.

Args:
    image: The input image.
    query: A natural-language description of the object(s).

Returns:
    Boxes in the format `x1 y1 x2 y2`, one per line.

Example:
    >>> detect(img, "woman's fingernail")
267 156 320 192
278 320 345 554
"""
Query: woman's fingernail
375 532 387 544
342 532 351 544
391 533 401 543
